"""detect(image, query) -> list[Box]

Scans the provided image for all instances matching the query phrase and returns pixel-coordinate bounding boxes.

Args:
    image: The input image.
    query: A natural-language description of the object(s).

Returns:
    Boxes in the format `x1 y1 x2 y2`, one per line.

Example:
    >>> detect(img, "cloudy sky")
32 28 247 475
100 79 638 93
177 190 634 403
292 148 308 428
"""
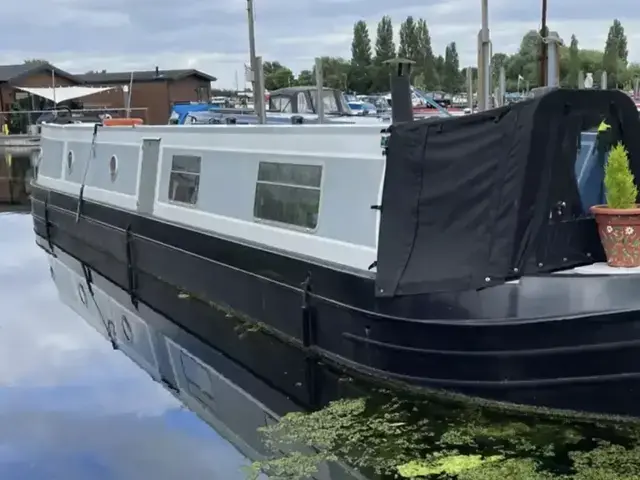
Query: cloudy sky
0 212 257 478
2 0 639 88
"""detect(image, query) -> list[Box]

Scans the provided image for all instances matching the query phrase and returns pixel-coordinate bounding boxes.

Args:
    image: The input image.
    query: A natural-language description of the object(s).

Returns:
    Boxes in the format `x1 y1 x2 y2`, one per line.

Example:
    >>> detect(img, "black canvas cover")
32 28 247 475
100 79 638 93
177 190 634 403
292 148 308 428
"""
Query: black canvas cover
375 89 640 297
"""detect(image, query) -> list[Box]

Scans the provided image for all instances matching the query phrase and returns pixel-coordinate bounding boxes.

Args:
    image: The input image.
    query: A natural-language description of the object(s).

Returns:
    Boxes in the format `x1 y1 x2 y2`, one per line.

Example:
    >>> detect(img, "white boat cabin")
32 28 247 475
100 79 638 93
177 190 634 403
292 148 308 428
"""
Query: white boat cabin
36 123 387 272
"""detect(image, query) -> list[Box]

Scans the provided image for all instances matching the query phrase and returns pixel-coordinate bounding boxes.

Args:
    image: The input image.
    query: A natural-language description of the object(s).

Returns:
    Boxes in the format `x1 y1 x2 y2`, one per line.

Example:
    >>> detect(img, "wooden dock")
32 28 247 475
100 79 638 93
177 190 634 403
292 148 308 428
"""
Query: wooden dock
0 135 40 205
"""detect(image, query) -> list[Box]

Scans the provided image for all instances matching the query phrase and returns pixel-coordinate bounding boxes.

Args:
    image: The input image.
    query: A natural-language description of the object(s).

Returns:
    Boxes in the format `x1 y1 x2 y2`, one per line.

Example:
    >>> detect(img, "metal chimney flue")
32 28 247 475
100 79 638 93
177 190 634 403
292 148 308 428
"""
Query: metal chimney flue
384 58 415 124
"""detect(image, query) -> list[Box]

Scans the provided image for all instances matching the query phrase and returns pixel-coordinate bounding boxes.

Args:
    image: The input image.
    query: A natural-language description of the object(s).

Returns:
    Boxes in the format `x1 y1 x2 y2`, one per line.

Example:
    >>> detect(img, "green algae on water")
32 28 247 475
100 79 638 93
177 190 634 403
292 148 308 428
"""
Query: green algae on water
247 388 640 480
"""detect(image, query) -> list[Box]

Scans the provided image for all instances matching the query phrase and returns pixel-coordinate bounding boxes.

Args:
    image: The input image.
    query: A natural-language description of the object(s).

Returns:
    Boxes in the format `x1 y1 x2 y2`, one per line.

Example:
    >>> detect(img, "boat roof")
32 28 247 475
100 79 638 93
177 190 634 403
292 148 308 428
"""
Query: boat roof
269 86 336 96
375 88 640 297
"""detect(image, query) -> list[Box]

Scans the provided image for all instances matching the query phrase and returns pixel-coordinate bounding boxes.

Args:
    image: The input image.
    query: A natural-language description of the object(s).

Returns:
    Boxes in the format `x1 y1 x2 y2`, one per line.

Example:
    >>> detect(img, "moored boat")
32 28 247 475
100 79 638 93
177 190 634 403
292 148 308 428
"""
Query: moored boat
29 86 640 420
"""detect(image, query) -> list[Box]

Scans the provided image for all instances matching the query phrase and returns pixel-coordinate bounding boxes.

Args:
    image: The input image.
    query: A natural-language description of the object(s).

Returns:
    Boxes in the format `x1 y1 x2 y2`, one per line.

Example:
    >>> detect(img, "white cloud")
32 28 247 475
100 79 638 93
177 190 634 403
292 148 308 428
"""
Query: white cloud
0 214 176 412
0 213 255 478
2 0 639 87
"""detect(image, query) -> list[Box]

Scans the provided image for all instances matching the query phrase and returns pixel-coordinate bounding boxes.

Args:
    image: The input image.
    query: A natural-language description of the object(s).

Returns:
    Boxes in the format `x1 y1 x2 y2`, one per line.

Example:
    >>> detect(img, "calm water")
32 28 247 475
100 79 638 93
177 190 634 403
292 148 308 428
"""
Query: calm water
0 212 251 479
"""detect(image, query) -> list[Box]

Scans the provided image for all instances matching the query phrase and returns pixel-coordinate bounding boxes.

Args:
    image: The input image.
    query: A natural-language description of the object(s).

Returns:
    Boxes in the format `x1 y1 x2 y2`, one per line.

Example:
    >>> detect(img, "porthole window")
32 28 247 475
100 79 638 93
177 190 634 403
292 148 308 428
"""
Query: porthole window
107 320 116 340
67 150 74 173
109 155 118 182
121 314 133 342
168 155 201 205
253 162 322 229
78 283 87 306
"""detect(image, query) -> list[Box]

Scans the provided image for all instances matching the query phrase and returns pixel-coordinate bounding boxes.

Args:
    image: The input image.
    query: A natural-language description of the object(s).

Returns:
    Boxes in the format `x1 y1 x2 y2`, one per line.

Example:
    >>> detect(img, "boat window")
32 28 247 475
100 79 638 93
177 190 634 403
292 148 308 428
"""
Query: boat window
310 90 340 113
297 92 313 113
168 155 201 205
179 350 215 407
269 96 292 113
253 162 322 229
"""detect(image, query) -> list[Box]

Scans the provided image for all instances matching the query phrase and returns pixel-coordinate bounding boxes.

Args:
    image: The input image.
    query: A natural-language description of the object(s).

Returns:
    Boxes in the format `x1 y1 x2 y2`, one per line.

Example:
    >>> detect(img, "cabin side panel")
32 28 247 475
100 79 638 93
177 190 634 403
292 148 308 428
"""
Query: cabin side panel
64 141 140 196
39 137 65 179
37 124 385 271
37 125 147 211
156 147 381 247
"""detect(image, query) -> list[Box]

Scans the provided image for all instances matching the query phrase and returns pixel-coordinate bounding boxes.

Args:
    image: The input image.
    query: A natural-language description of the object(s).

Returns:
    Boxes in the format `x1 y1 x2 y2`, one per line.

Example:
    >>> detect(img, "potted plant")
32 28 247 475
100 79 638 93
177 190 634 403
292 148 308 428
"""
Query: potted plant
590 142 640 267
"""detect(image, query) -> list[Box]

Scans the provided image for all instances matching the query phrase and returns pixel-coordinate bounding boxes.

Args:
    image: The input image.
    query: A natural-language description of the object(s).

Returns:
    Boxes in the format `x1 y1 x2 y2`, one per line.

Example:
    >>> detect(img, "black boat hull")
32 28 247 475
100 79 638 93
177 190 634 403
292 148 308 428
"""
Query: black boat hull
30 185 640 419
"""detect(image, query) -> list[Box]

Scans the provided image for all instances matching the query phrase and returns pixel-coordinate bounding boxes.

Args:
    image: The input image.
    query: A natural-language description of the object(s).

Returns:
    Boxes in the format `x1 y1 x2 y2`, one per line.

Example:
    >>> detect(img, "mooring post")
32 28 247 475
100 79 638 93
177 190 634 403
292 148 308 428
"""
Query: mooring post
544 31 563 88
584 72 594 89
246 0 258 107
477 0 491 111
498 66 506 106
254 56 266 124
601 71 608 90
315 57 325 123
384 58 415 124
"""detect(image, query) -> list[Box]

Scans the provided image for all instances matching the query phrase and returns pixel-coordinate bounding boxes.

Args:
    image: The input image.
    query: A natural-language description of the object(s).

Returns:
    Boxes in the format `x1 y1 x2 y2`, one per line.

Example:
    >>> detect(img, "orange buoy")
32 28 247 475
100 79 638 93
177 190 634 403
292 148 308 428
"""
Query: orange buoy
102 118 144 127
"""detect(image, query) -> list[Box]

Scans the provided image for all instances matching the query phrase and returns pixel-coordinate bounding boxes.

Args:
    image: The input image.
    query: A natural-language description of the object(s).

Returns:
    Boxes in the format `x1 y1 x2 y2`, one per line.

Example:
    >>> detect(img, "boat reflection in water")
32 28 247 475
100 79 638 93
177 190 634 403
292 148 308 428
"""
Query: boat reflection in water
42 240 365 480
0 213 261 479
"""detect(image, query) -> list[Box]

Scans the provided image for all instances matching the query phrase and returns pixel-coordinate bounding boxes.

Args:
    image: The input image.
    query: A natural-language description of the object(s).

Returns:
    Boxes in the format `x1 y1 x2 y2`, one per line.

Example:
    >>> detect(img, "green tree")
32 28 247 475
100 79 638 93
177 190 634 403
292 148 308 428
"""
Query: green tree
265 68 294 90
603 19 628 87
373 15 396 92
433 55 445 89
567 34 581 87
579 49 604 77
295 69 314 86
443 42 462 92
314 57 350 90
262 61 294 90
612 19 628 64
506 30 540 88
351 20 372 66
491 52 509 90
620 62 640 89
23 58 48 65
349 20 373 93
397 16 418 60
414 19 437 90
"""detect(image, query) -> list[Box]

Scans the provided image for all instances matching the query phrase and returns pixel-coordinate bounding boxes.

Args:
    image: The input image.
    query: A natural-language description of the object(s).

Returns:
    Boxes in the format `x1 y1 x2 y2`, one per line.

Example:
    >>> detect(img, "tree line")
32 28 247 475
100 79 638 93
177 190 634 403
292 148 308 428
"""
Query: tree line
259 17 639 94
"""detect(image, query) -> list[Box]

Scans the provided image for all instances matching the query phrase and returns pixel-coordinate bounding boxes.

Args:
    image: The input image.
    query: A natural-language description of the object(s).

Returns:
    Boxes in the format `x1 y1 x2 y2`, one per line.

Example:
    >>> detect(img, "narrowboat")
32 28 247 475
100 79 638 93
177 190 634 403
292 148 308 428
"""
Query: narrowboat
29 87 640 420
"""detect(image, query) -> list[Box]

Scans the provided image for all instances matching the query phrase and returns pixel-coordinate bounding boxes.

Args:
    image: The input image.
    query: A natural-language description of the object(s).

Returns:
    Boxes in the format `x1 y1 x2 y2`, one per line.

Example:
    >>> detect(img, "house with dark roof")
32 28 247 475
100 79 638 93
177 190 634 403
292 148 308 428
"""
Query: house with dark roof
76 67 217 124
0 62 217 125
0 61 81 113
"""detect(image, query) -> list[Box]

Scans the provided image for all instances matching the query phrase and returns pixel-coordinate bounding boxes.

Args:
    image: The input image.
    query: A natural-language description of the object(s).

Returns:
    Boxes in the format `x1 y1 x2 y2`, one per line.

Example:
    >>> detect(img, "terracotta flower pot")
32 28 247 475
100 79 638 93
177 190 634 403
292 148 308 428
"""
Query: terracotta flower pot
590 205 640 267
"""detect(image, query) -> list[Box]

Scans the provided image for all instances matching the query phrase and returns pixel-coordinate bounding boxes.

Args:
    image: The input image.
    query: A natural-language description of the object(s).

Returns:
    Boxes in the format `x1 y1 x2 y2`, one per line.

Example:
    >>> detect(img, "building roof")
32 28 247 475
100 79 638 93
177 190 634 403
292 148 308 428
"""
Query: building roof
0 62 79 84
270 86 336 96
76 69 217 84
